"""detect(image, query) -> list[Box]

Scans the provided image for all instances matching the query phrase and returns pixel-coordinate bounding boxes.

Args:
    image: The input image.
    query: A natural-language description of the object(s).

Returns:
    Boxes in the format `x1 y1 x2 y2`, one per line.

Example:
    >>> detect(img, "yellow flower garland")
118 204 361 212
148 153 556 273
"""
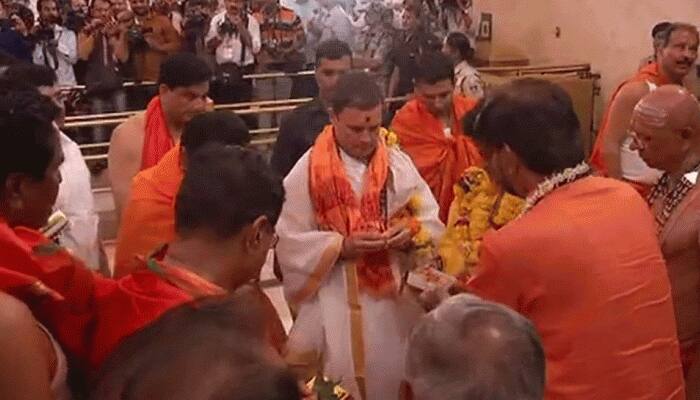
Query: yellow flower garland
438 167 524 280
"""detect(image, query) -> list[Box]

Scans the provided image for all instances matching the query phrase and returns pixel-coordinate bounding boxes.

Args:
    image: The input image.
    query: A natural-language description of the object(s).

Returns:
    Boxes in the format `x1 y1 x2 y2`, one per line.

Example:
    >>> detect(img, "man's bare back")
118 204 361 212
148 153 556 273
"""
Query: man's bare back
108 112 146 219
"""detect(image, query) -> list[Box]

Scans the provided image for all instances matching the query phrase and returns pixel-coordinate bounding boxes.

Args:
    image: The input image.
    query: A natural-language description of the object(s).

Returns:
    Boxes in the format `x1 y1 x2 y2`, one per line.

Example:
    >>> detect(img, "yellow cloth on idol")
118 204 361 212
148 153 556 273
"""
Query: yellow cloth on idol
438 167 523 280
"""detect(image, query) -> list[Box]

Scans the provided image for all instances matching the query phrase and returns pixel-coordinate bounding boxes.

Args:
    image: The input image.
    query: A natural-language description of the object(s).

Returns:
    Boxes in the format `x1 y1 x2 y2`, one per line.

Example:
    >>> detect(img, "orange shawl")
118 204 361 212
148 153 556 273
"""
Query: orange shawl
590 62 671 174
115 146 183 277
391 95 482 222
141 96 175 170
309 125 395 298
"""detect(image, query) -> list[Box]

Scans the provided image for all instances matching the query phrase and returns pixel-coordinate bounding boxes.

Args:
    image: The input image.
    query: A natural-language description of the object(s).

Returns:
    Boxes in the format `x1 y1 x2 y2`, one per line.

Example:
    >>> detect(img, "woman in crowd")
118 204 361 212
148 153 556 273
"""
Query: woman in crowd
442 30 483 98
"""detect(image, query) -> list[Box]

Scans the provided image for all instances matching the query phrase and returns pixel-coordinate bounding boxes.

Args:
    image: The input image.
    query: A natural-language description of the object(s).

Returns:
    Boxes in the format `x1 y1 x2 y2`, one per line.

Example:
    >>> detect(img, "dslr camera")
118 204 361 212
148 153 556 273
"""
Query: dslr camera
64 9 87 32
127 24 154 49
217 17 237 36
34 25 56 43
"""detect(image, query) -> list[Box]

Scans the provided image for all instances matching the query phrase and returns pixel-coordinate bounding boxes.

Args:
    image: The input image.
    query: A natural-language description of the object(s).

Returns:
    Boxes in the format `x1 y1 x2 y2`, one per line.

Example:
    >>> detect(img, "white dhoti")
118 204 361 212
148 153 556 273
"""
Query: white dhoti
276 147 444 400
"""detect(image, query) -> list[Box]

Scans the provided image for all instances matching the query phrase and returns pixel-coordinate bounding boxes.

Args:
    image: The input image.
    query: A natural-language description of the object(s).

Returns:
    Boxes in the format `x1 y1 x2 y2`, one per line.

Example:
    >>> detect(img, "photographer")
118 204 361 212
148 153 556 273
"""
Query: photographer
0 3 34 62
127 0 181 83
78 0 129 140
63 0 88 33
205 0 260 106
252 0 304 127
32 0 78 86
181 0 213 62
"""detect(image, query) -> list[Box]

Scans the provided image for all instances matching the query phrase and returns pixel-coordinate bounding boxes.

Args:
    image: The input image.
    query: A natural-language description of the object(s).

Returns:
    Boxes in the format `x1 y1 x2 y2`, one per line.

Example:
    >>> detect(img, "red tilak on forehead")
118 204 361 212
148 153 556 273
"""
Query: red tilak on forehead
365 116 370 122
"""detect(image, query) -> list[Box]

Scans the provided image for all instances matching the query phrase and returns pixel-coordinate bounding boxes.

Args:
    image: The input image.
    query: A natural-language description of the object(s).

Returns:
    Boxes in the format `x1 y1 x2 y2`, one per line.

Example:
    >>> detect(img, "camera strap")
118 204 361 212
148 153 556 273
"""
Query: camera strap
41 29 60 71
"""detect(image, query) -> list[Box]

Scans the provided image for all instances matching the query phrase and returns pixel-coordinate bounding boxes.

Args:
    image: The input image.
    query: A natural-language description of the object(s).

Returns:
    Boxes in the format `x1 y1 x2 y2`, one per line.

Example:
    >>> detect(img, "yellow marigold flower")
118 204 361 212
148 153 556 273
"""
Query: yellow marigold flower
380 128 399 148
439 167 524 280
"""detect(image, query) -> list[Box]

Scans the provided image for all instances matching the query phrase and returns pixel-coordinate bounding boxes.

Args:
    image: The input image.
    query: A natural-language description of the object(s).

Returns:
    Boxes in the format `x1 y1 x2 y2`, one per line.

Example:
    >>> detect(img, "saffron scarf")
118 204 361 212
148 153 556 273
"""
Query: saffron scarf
143 246 288 354
141 96 175 170
391 95 482 222
309 125 396 298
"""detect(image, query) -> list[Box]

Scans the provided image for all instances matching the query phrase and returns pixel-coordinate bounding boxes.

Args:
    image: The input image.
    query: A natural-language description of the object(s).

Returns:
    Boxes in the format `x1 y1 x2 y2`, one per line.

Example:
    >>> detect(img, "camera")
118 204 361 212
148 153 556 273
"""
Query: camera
35 25 56 42
127 24 153 49
183 12 208 32
64 9 87 32
217 17 236 36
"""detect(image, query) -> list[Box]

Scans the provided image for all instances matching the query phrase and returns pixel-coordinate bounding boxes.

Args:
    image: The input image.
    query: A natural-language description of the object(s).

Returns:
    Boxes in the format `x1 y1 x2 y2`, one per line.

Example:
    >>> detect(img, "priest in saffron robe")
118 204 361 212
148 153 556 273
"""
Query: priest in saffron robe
630 86 700 399
0 90 284 374
391 52 482 222
464 78 685 399
276 72 444 400
114 111 251 277
108 53 213 217
590 23 698 192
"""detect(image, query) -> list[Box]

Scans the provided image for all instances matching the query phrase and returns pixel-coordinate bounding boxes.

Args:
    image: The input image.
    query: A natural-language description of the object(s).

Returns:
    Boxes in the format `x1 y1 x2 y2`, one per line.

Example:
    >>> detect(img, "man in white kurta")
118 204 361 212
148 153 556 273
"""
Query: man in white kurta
276 71 444 400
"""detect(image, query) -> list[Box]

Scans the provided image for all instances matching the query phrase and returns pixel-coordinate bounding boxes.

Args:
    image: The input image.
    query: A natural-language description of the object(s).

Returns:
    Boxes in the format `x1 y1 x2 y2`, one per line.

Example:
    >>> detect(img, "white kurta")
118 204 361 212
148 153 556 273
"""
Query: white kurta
55 132 101 269
276 146 444 400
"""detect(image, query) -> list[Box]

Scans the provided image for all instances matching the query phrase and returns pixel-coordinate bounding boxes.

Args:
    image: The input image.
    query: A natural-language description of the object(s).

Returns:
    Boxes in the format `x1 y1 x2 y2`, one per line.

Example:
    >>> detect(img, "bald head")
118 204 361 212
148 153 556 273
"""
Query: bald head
406 294 545 400
631 85 700 173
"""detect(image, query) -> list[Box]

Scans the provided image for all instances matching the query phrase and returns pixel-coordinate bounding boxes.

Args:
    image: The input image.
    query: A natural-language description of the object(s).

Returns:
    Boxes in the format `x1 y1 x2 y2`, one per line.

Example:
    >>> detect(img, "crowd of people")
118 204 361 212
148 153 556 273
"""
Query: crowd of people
0 0 481 140
0 1 699 399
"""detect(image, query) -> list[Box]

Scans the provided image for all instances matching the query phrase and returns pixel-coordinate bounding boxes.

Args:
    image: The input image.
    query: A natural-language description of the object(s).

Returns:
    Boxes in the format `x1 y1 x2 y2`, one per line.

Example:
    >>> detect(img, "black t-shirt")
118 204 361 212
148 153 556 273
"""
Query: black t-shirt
271 97 330 177
388 30 440 96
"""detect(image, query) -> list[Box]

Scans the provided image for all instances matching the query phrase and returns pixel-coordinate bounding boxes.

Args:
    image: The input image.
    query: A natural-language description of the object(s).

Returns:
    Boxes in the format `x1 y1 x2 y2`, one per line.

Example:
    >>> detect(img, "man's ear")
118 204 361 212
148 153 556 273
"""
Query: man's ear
158 83 170 97
245 215 270 251
2 173 25 209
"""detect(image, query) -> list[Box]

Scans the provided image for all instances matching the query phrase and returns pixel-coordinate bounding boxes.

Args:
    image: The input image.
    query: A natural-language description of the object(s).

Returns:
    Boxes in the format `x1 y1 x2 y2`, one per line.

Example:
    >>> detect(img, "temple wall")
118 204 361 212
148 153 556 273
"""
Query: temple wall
475 0 700 124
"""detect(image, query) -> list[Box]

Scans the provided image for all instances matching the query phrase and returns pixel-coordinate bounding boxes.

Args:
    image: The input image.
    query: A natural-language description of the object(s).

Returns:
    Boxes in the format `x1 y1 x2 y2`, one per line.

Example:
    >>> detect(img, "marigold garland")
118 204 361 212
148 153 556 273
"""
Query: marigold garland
438 167 524 281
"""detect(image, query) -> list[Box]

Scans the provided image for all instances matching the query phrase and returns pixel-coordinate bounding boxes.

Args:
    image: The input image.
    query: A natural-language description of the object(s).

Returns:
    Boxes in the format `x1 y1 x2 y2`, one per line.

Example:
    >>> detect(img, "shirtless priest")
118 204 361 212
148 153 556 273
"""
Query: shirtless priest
108 53 212 217
631 85 700 398
276 71 444 400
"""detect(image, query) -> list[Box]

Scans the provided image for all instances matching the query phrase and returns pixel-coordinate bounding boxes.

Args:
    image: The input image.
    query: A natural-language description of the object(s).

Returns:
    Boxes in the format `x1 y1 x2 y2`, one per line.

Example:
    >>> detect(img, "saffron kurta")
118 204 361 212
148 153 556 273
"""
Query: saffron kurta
391 95 482 222
467 176 685 400
114 146 182 277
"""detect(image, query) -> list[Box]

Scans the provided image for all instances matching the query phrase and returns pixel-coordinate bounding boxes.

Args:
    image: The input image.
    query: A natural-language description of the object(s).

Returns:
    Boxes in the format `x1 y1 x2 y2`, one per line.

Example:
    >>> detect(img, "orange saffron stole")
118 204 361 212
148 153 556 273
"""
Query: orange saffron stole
309 125 396 298
589 62 671 175
141 96 175 171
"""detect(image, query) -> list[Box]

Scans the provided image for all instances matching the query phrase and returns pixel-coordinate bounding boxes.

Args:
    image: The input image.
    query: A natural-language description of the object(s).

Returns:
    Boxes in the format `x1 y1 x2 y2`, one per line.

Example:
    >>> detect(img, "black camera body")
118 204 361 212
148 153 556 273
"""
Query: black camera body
35 25 56 43
183 12 208 32
217 18 237 36
127 25 153 49
64 9 87 32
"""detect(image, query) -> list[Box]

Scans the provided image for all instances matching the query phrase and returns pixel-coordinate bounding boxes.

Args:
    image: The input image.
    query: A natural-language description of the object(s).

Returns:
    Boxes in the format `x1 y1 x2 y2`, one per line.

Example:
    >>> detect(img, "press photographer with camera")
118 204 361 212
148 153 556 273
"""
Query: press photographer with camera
78 0 129 140
32 0 78 85
126 0 181 83
181 0 213 61
205 0 260 105
251 0 304 128
0 3 34 62
63 0 89 33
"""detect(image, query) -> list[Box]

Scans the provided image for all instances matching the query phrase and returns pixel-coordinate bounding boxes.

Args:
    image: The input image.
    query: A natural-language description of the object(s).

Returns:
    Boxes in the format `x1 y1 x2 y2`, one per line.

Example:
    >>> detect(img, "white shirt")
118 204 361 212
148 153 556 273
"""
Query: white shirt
206 12 261 66
55 131 101 268
32 25 77 86
281 0 318 25
309 5 353 48
454 60 484 99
